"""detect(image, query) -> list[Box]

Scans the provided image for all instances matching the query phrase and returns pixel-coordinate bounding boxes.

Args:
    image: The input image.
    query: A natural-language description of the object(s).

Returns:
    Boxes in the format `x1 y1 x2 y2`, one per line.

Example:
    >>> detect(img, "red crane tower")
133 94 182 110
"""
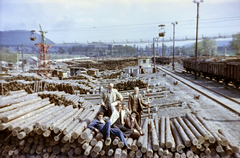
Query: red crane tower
31 25 52 77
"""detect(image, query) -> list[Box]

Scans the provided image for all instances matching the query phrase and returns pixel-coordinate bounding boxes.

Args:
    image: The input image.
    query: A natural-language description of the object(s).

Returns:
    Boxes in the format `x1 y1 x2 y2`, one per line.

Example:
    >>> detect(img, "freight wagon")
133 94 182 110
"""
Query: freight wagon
183 60 240 88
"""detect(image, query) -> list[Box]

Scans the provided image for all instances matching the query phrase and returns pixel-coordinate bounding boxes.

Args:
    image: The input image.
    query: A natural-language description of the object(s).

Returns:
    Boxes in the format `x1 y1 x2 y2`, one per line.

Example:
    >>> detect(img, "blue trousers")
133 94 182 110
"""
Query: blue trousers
100 120 128 147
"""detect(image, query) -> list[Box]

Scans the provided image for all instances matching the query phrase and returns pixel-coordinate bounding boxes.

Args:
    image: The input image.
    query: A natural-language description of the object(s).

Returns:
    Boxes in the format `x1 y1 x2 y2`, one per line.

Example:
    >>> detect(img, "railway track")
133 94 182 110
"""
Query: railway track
157 65 240 116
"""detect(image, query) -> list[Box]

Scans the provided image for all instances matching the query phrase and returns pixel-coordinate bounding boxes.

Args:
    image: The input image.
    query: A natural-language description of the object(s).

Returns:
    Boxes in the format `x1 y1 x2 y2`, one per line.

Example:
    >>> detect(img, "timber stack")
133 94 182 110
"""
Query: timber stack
38 91 94 109
101 70 123 79
1 91 239 157
114 79 147 91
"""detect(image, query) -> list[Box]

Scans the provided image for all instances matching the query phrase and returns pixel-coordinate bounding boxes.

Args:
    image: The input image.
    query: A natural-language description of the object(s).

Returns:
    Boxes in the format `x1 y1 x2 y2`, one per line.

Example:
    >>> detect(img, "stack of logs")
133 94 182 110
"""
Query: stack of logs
0 91 101 157
4 73 43 82
101 70 123 79
0 91 239 157
114 79 147 91
38 91 93 109
63 74 95 82
0 80 35 95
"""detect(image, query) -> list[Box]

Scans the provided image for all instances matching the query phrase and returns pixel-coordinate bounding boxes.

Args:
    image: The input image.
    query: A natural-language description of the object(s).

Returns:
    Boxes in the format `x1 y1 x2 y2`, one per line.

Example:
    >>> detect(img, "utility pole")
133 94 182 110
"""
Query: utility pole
193 0 203 79
21 44 24 72
171 22 178 71
153 37 156 73
162 36 164 57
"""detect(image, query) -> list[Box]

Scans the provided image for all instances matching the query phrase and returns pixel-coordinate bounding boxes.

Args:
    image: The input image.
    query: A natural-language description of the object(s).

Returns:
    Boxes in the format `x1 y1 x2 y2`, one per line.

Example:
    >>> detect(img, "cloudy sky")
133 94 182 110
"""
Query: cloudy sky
0 0 239 45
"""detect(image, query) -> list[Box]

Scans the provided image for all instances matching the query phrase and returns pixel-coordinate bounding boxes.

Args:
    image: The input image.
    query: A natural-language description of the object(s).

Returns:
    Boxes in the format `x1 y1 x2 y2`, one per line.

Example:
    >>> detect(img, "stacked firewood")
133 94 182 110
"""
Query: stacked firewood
38 91 93 109
114 79 147 91
101 70 123 79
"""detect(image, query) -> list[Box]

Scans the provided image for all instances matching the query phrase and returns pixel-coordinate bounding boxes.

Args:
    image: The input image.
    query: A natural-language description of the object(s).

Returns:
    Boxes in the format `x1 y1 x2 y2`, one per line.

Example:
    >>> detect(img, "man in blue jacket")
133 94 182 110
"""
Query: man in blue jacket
87 111 130 149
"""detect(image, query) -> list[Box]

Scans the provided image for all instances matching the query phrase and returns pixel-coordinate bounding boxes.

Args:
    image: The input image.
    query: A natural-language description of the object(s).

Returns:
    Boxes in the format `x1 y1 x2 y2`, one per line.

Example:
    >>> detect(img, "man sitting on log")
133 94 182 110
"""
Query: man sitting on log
122 104 131 124
87 111 130 149
101 83 123 117
110 102 133 139
128 87 148 126
125 112 144 139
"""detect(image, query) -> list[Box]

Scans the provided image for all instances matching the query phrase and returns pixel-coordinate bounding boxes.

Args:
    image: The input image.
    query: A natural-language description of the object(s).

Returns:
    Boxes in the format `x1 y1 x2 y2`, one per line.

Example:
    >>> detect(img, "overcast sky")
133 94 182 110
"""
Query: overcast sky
0 0 239 46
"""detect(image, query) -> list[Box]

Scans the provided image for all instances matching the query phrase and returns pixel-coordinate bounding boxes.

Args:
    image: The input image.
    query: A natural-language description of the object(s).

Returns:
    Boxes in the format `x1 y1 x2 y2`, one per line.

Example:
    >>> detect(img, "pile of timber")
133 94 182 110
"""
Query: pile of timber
0 91 102 157
0 91 239 157
4 73 43 82
114 79 147 91
0 80 35 96
65 58 138 71
74 80 98 89
38 91 93 109
63 74 95 82
101 70 123 79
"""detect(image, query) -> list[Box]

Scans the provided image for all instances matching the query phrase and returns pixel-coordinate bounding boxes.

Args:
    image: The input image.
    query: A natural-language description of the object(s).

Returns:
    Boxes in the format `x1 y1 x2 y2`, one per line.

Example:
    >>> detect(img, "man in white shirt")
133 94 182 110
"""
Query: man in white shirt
101 83 123 117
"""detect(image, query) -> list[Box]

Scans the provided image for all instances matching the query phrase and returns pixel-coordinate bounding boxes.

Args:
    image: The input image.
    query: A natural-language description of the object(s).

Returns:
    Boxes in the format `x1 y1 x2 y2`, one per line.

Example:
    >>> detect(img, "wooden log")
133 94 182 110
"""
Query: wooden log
136 149 143 158
177 117 198 146
2 98 49 122
93 139 104 153
95 133 103 141
90 138 98 146
180 152 186 158
196 116 221 144
160 116 166 148
186 149 194 158
218 129 239 153
153 152 159 158
170 121 185 152
137 117 148 147
150 119 159 151
126 137 133 147
158 147 164 156
117 141 124 148
186 114 209 141
121 149 128 158
82 142 89 150
107 148 114 157
183 117 205 144
129 150 135 158
72 106 100 139
80 128 92 140
154 118 159 138
216 133 228 146
165 117 174 148
113 137 120 146
131 139 138 151
114 148 122 158
52 145 61 155
147 133 153 158
205 146 211 155
90 150 99 157
173 118 191 147
100 149 105 156
0 91 28 101
84 145 92 156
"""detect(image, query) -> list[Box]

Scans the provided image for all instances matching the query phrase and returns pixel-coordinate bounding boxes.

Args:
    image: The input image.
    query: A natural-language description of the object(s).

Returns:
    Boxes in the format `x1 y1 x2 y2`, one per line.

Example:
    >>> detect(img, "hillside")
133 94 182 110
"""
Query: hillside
0 30 54 46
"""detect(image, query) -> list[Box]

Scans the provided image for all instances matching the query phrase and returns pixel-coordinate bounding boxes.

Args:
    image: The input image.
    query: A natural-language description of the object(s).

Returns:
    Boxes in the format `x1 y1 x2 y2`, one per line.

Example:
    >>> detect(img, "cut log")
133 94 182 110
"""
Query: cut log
137 117 148 147
186 114 209 141
165 117 174 148
196 116 221 144
82 142 89 150
131 139 138 152
80 128 92 140
129 150 135 158
93 139 104 153
146 133 153 158
172 118 191 147
218 129 239 153
121 149 128 158
186 149 194 158
113 137 120 146
84 145 92 156
114 148 122 158
150 119 159 151
160 116 166 148
126 137 133 147
136 149 143 158
170 121 185 152
177 117 198 146
183 117 205 144
158 147 163 156
118 141 124 148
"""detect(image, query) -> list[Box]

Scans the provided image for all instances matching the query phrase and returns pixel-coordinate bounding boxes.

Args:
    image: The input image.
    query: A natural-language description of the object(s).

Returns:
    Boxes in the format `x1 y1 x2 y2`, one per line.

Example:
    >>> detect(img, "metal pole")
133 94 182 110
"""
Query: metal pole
153 38 156 73
173 24 175 71
195 3 199 79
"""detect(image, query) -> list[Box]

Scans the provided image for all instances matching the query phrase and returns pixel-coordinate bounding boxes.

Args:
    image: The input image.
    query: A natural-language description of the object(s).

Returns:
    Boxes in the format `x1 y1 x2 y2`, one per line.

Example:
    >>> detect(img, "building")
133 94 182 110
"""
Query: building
23 56 38 67
138 56 151 67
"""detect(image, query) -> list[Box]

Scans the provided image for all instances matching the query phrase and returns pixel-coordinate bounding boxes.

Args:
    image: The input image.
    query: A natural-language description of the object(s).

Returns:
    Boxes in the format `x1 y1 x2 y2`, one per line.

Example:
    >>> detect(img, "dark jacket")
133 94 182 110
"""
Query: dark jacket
124 115 141 132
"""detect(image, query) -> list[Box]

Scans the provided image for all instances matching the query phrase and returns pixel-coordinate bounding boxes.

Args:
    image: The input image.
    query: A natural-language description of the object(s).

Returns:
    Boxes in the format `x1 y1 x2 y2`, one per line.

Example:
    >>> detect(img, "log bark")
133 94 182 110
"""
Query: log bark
126 137 133 147
147 133 153 158
131 139 138 151
93 139 104 153
137 117 148 147
114 148 122 158
218 129 239 153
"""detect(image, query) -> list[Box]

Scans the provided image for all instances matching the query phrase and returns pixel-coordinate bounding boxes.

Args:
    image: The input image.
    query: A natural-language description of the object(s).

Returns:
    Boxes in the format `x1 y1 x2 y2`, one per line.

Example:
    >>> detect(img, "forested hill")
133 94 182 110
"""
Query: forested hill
0 30 54 46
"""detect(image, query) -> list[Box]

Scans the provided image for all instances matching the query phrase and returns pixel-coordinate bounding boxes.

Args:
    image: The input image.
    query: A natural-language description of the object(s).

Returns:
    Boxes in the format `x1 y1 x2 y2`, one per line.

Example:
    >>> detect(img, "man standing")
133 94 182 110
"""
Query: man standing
128 87 148 126
87 112 130 149
101 83 123 117
110 102 132 138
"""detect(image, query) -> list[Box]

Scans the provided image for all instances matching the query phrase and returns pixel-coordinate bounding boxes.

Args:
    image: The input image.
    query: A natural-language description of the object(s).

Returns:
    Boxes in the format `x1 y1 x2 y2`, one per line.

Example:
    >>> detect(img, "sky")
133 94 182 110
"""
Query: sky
0 0 239 46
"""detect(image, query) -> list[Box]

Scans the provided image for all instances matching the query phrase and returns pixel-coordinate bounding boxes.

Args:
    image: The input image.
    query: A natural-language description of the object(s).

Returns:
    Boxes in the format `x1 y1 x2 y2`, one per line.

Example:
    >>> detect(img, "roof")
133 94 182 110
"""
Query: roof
138 56 151 59
25 56 38 61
